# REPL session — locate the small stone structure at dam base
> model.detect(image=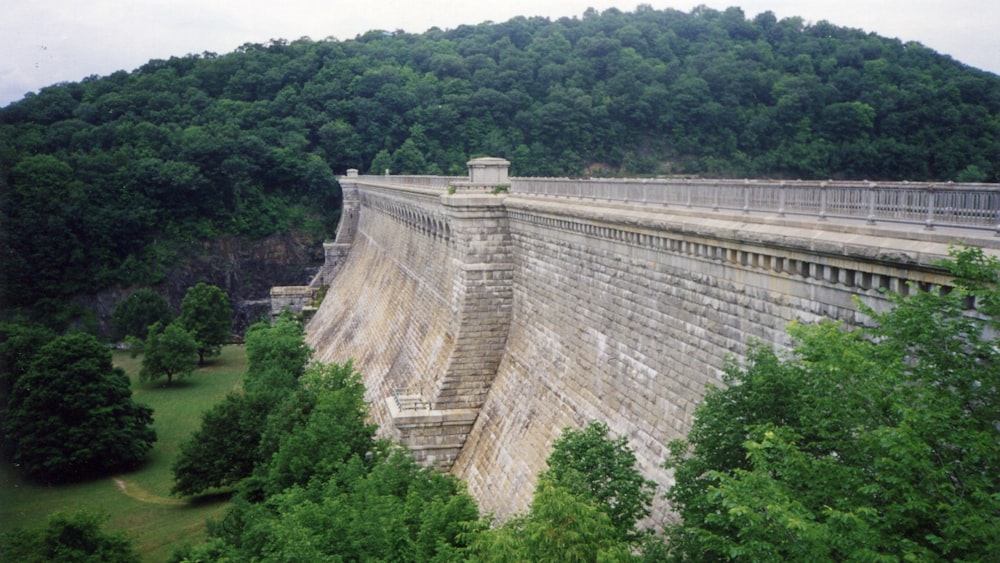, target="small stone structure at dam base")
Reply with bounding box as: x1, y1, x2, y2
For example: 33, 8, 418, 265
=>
274, 158, 1000, 525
